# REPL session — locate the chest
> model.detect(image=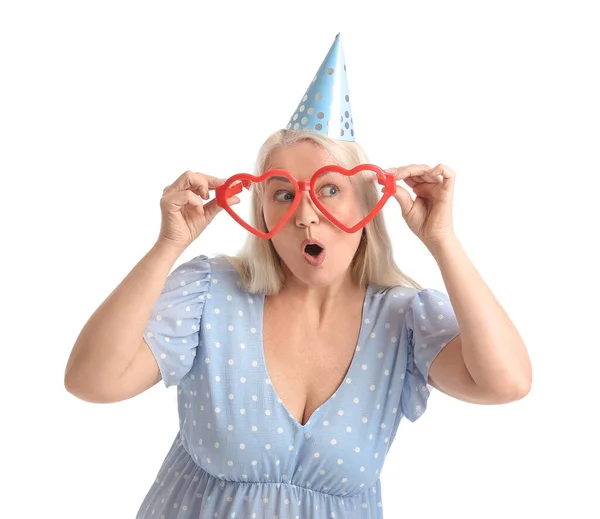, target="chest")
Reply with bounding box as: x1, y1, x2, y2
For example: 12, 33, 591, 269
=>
262, 297, 364, 427
179, 276, 402, 487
